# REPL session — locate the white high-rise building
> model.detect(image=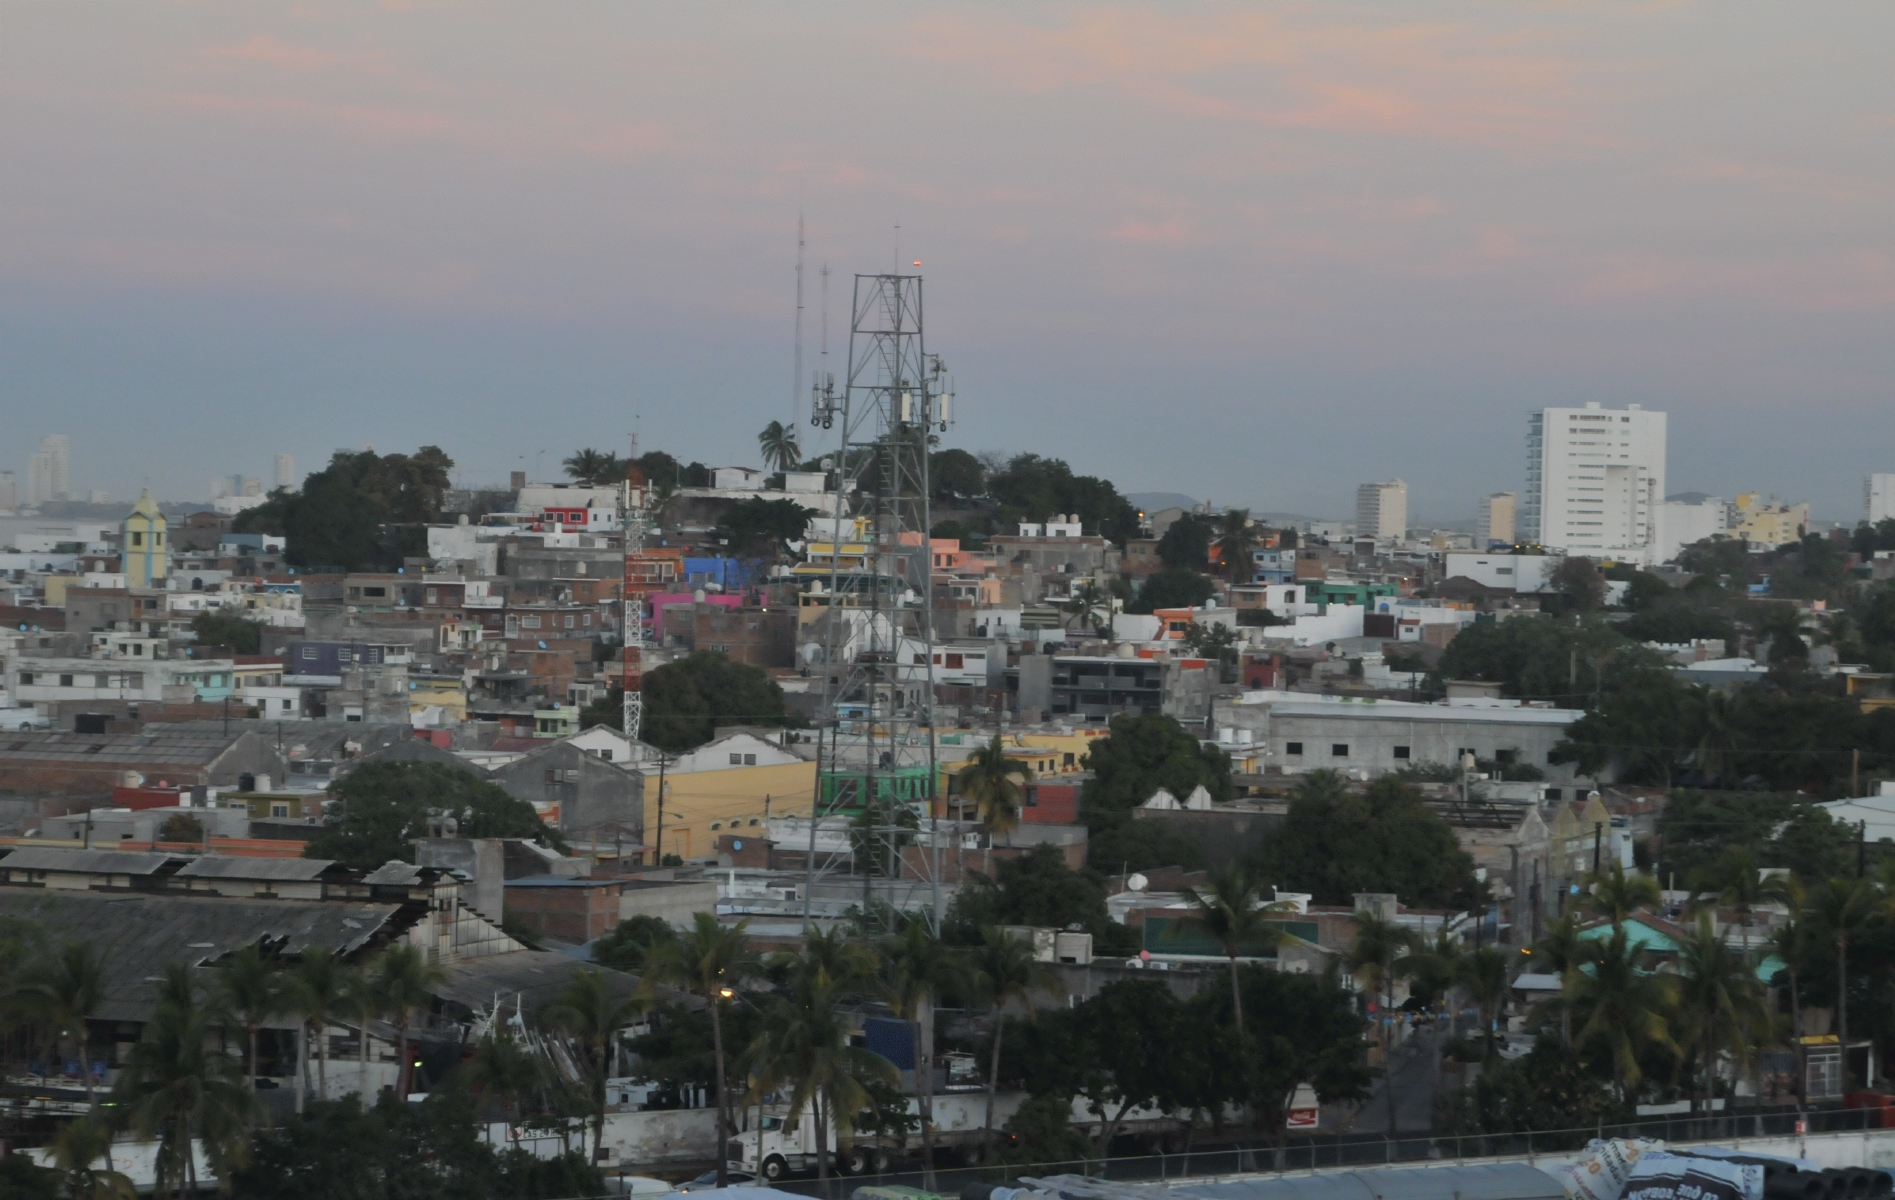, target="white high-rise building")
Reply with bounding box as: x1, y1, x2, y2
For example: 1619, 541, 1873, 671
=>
1477, 492, 1516, 547
1867, 474, 1895, 527
1355, 479, 1408, 541
0, 471, 15, 512
25, 435, 69, 505
1523, 403, 1666, 556
275, 453, 295, 490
